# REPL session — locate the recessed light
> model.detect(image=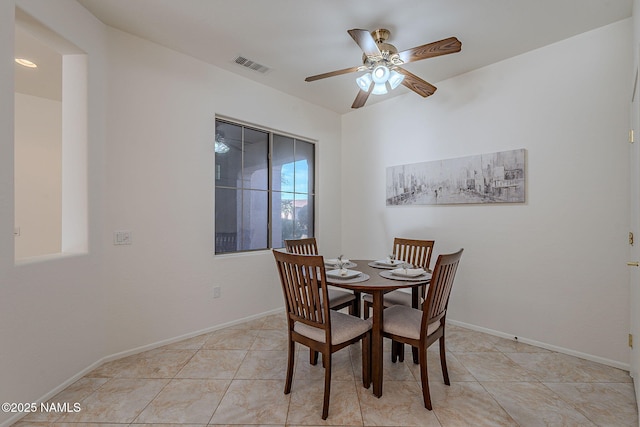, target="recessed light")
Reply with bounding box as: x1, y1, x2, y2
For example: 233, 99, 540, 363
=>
15, 58, 37, 68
